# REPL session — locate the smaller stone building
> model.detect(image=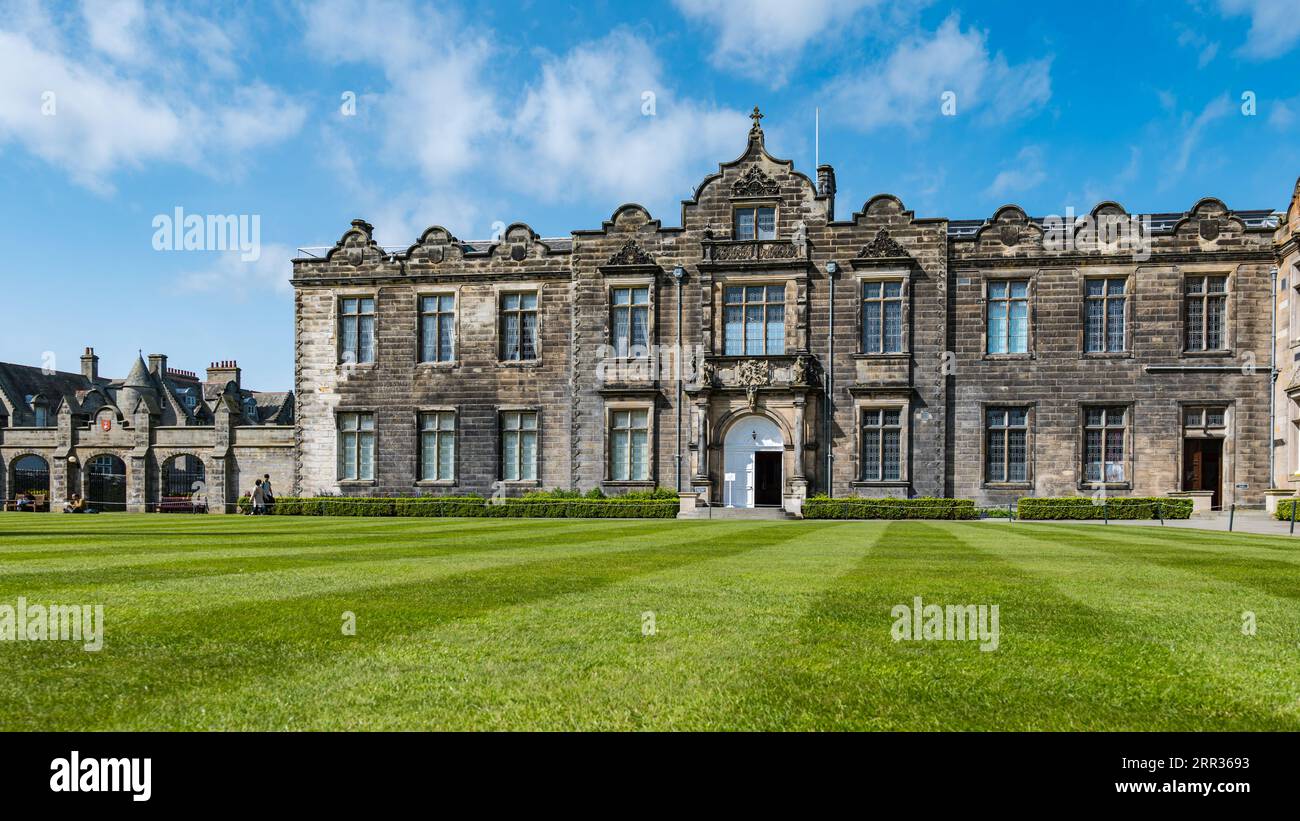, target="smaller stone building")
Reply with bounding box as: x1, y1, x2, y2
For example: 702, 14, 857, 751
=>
0, 348, 293, 512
